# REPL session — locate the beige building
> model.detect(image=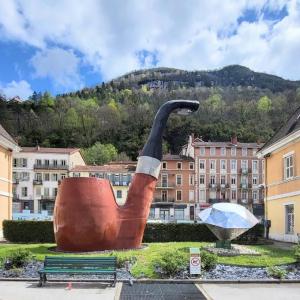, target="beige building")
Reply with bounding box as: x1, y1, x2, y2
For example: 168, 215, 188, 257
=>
0, 124, 19, 235
70, 162, 136, 205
